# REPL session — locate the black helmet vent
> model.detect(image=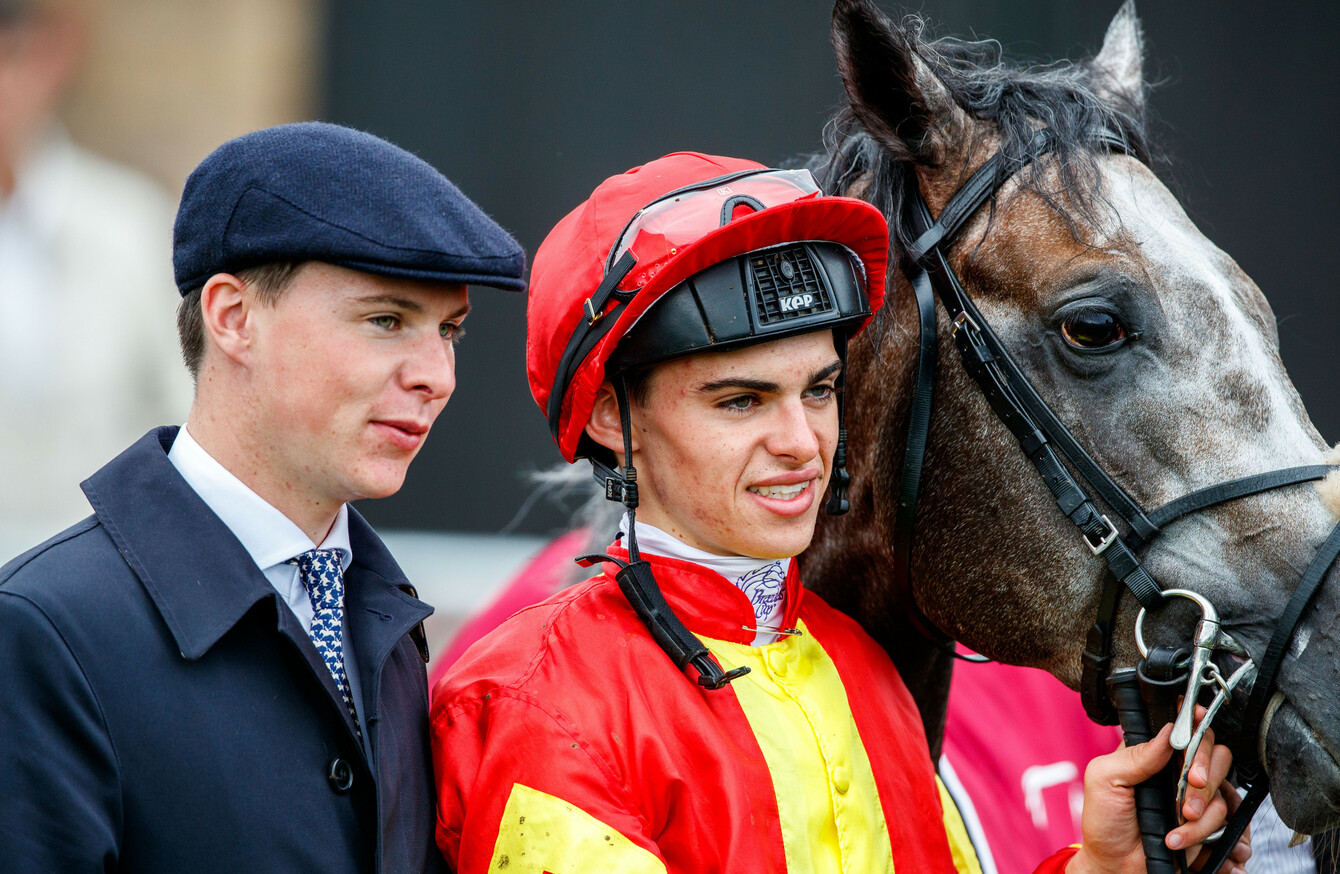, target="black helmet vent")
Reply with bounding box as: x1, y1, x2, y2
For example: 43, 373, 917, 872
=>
749, 245, 834, 326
